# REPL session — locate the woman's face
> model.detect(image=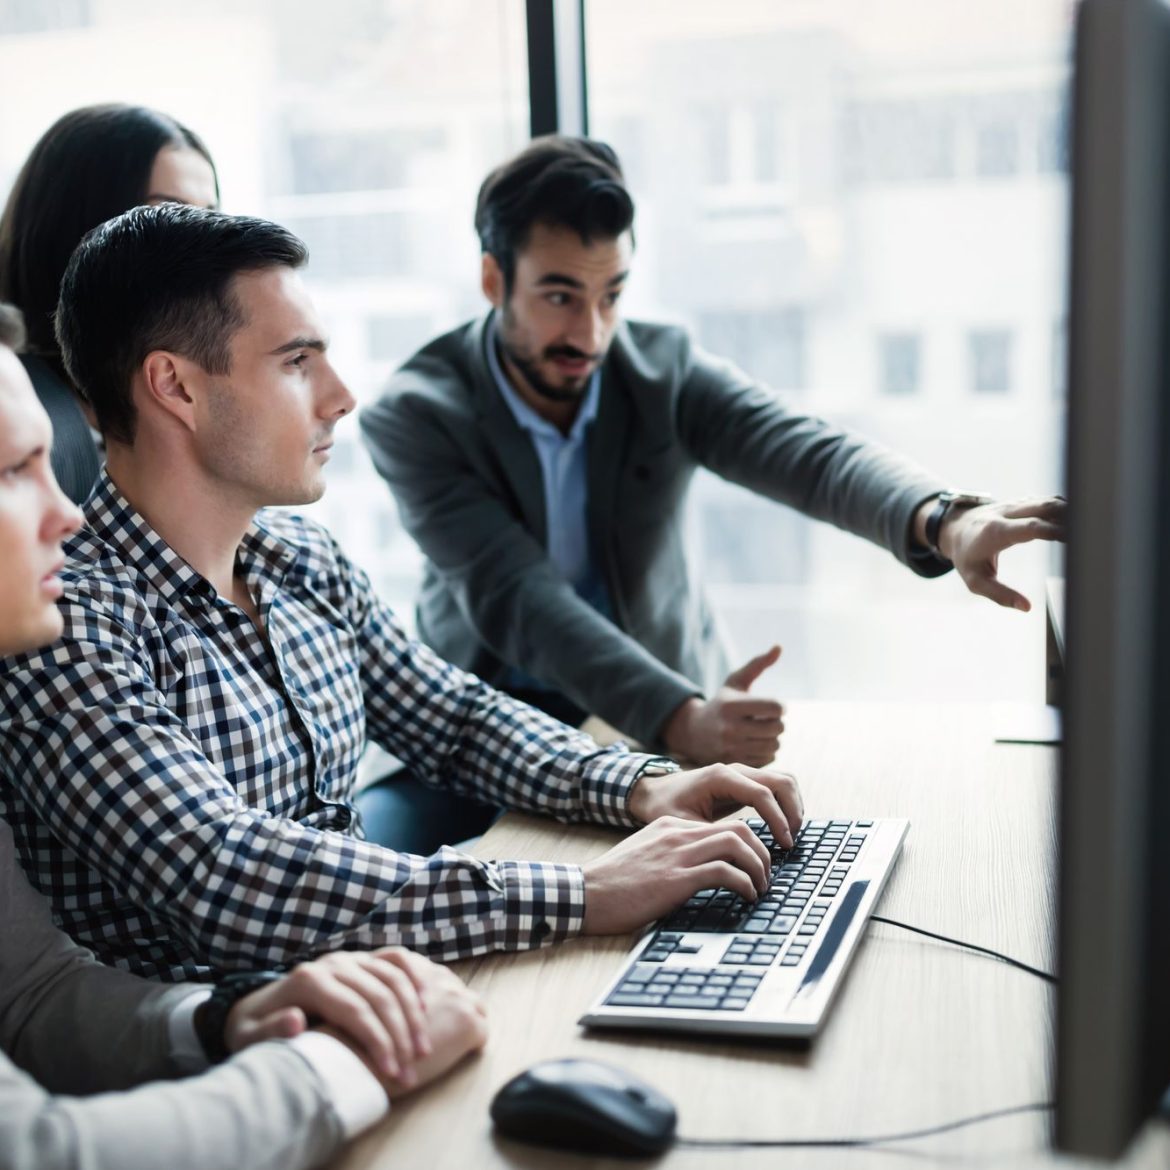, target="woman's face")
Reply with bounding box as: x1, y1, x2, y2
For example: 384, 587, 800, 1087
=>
144, 145, 218, 210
